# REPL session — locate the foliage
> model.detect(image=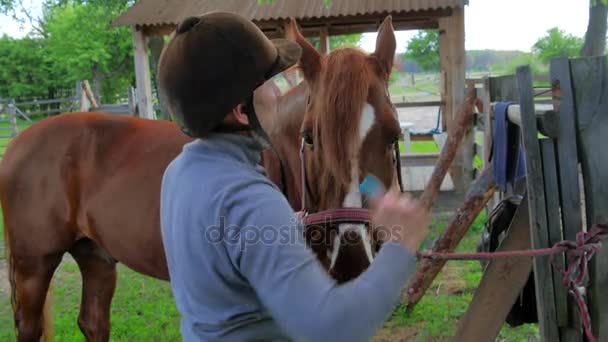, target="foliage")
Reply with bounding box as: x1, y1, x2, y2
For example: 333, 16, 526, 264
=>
307, 33, 363, 51
490, 52, 545, 76
0, 0, 12, 13
532, 27, 583, 64
0, 0, 135, 103
466, 50, 527, 72
0, 35, 53, 99
43, 0, 134, 103
404, 30, 440, 72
